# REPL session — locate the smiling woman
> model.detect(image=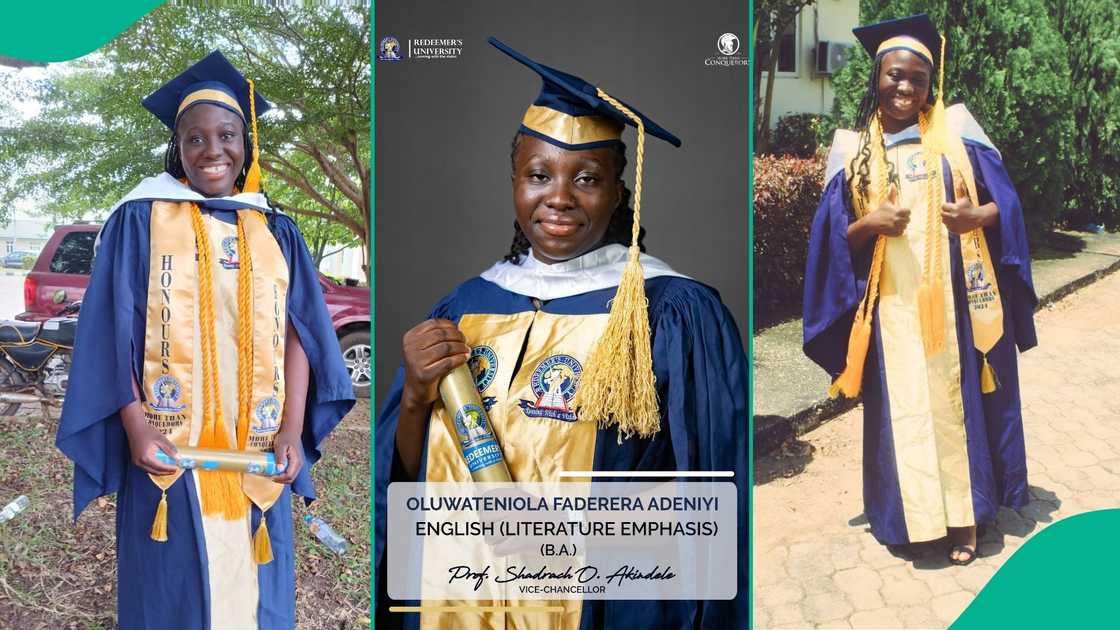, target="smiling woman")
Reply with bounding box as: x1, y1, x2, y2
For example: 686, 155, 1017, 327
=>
803, 14, 1037, 568
54, 50, 355, 629
374, 36, 747, 630
173, 103, 247, 197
